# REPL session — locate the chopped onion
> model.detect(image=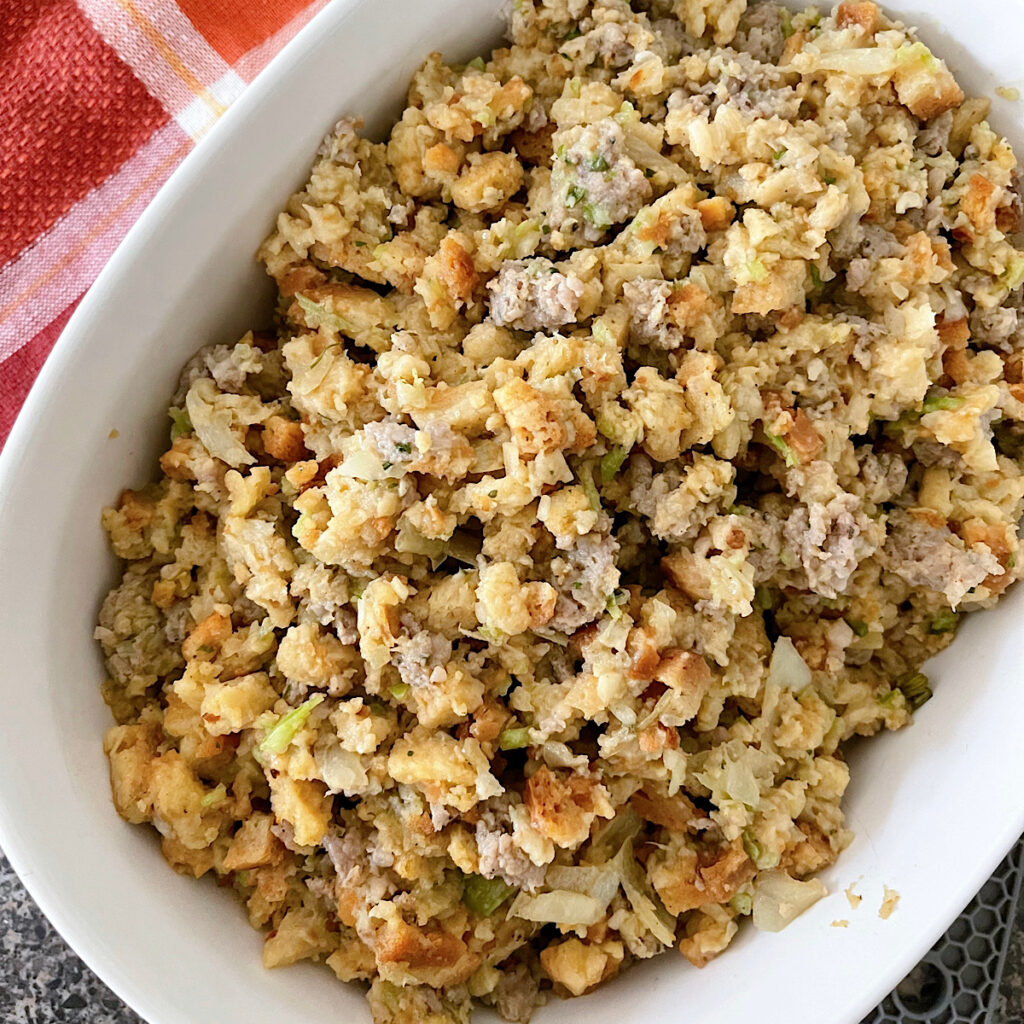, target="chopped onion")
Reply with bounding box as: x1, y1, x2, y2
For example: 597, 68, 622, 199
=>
537, 741, 587, 769
720, 756, 761, 808
336, 448, 389, 481
614, 843, 678, 947
447, 530, 482, 566
623, 133, 687, 182
752, 869, 827, 932
186, 377, 261, 468
546, 865, 620, 908
694, 741, 780, 810
315, 740, 368, 794
395, 522, 445, 564
766, 636, 811, 691
509, 890, 604, 926
813, 48, 898, 76
584, 808, 642, 865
